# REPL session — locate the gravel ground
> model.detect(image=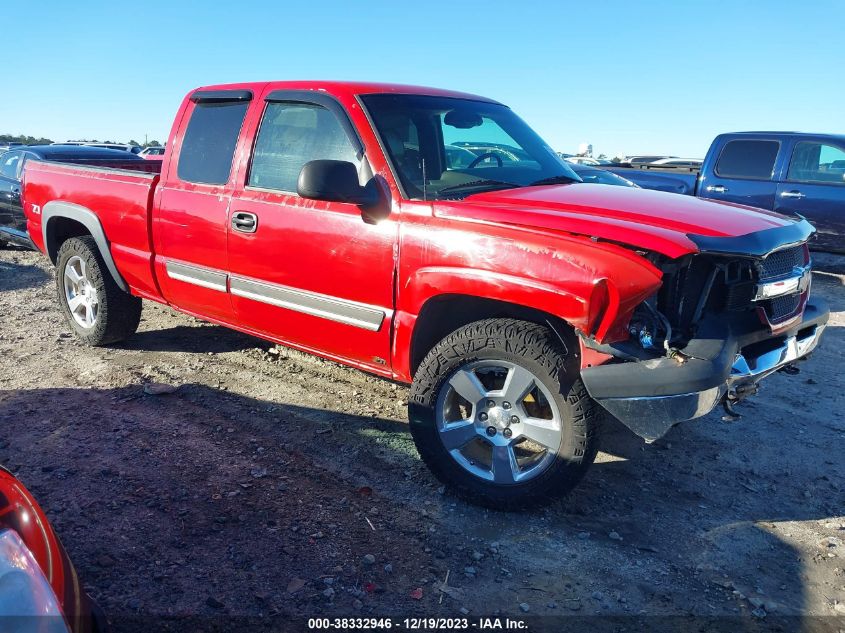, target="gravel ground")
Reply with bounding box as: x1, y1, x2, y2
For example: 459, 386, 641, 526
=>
0, 246, 843, 628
